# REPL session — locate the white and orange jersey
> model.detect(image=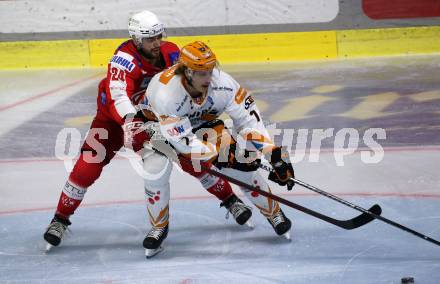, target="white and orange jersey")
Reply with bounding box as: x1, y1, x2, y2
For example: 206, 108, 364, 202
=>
146, 66, 275, 161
